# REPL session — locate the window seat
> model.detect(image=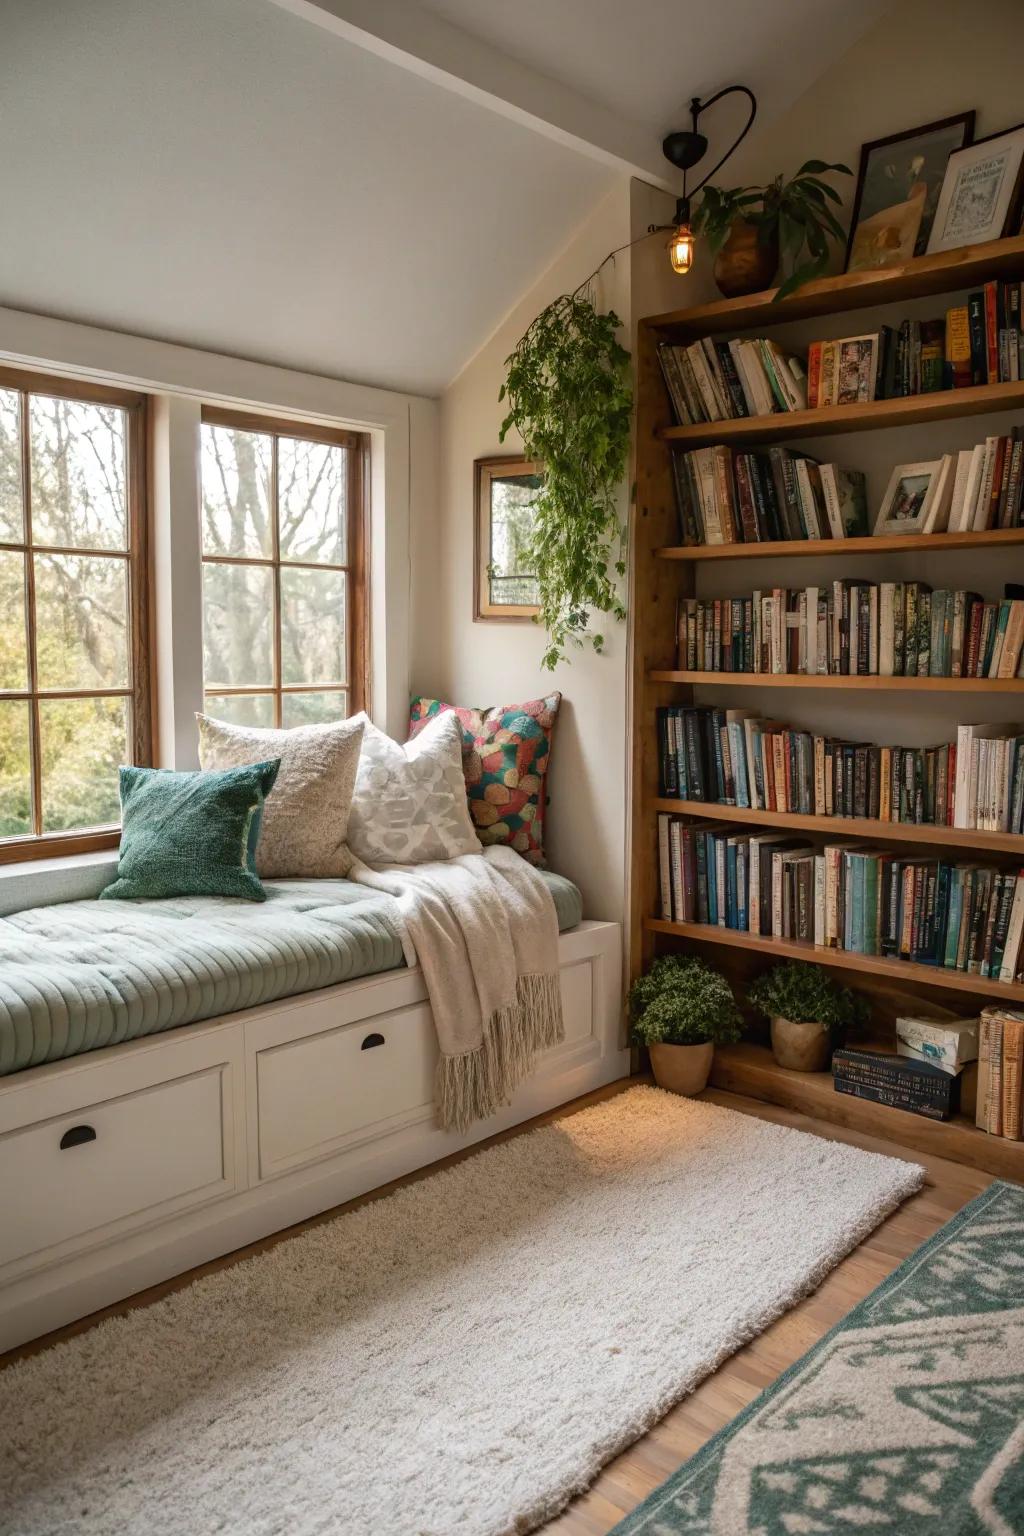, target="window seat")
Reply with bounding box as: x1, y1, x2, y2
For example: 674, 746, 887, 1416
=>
0, 873, 583, 1078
